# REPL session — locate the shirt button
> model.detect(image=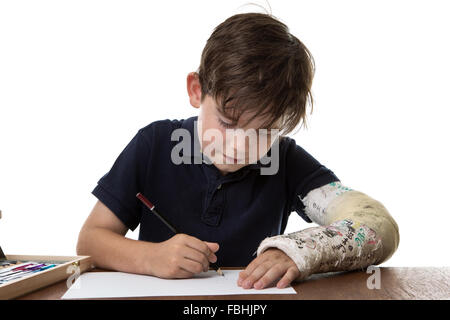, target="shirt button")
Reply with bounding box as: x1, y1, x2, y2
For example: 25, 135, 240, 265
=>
217, 184, 222, 190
